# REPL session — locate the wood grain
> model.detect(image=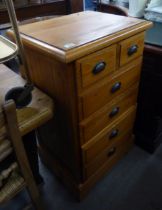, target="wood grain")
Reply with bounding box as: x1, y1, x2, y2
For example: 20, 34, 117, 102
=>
25, 51, 82, 181
82, 105, 136, 165
76, 45, 117, 89
119, 32, 145, 66
78, 57, 142, 119
0, 64, 54, 136
83, 132, 134, 179
79, 84, 138, 144
10, 12, 152, 199
7, 11, 152, 63
18, 11, 145, 51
